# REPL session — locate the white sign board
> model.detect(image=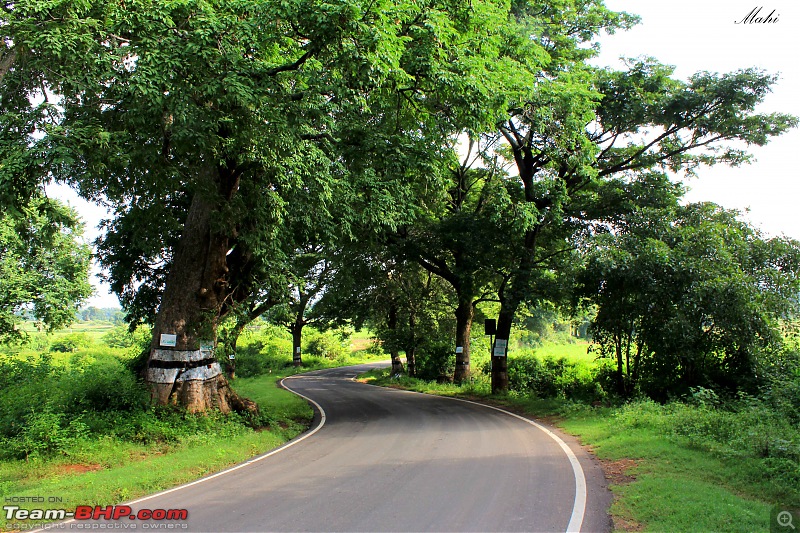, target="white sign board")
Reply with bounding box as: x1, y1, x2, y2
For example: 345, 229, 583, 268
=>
296, 347, 301, 354
228, 354, 235, 360
493, 339, 508, 357
455, 346, 463, 354
159, 334, 177, 348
